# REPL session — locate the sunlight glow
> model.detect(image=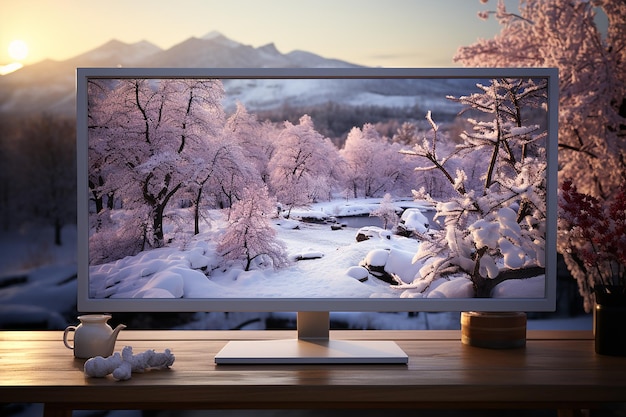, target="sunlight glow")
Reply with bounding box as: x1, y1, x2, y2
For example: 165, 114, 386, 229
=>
0, 62, 23, 75
8, 40, 29, 62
